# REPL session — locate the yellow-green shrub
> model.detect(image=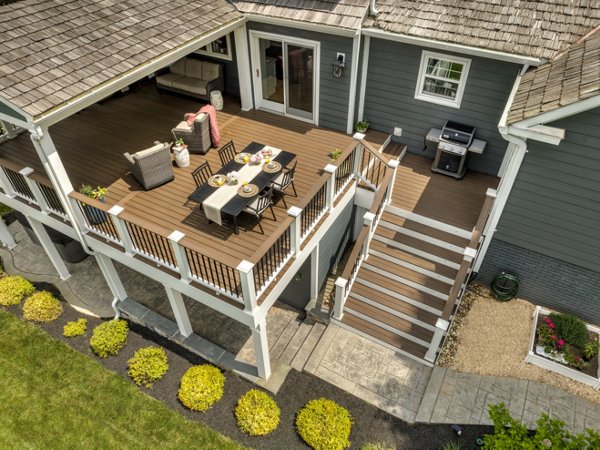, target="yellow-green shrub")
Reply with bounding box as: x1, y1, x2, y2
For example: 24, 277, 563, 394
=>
178, 365, 224, 412
296, 398, 352, 450
127, 346, 169, 388
63, 318, 88, 337
22, 291, 62, 322
90, 319, 128, 358
0, 275, 35, 306
235, 389, 280, 436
